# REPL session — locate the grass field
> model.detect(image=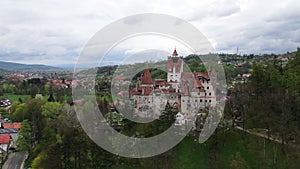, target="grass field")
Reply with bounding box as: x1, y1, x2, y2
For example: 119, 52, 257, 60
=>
1, 93, 31, 102
1, 93, 49, 102
112, 129, 298, 169
170, 129, 295, 169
